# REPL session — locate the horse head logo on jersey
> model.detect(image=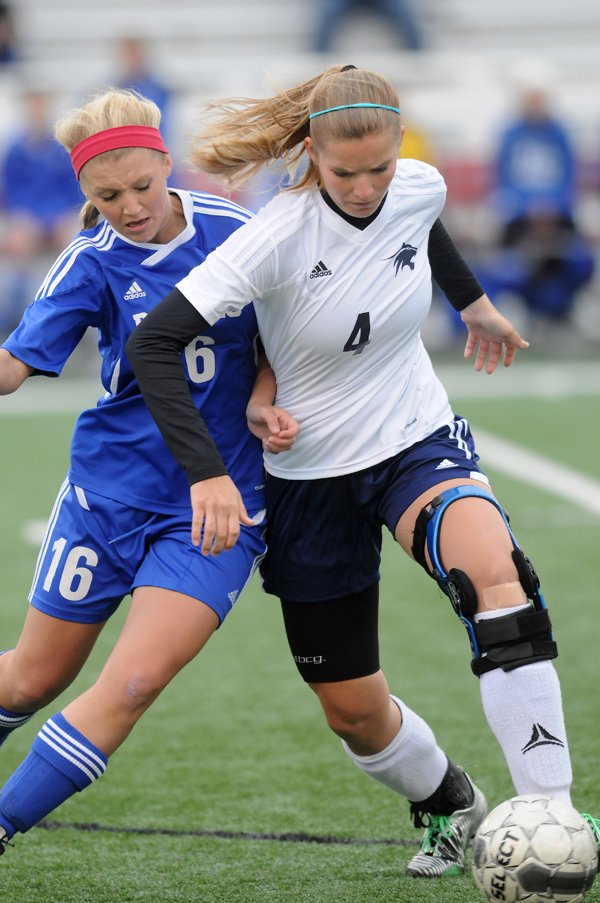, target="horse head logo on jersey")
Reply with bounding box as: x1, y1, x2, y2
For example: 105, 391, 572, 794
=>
386, 243, 418, 276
